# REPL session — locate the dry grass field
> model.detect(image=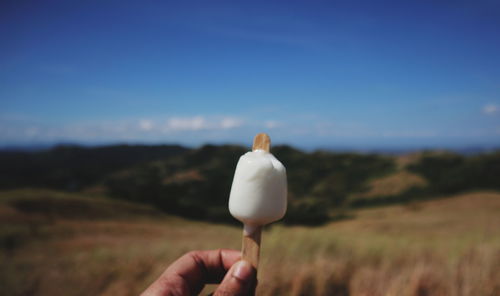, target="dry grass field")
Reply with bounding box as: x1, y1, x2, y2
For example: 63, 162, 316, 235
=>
1, 189, 499, 296
350, 170, 427, 200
